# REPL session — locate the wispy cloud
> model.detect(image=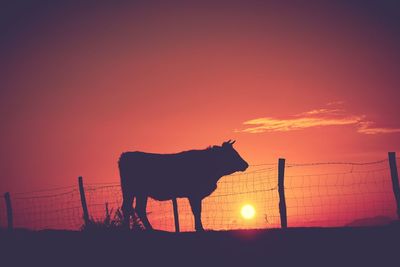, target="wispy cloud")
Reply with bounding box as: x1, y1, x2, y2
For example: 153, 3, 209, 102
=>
241, 115, 362, 133
296, 108, 345, 116
326, 100, 345, 106
238, 104, 400, 135
358, 122, 400, 135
